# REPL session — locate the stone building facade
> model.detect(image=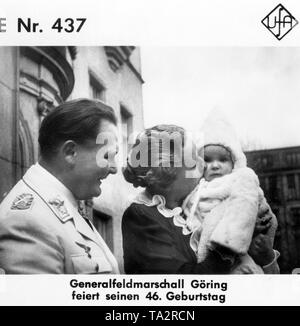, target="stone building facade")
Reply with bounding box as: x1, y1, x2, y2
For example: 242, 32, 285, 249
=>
0, 46, 144, 271
246, 146, 300, 273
